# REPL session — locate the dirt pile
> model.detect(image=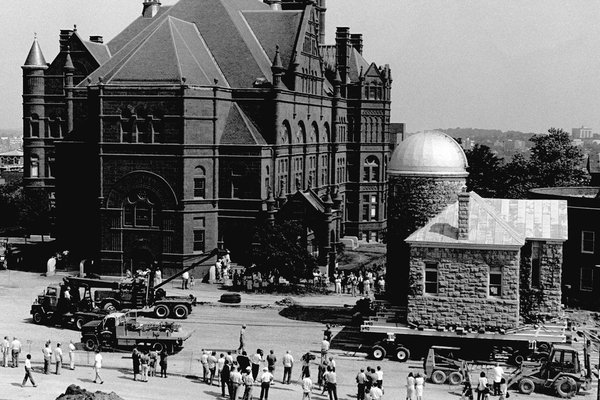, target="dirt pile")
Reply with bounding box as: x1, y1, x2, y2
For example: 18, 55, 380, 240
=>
56, 384, 124, 400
